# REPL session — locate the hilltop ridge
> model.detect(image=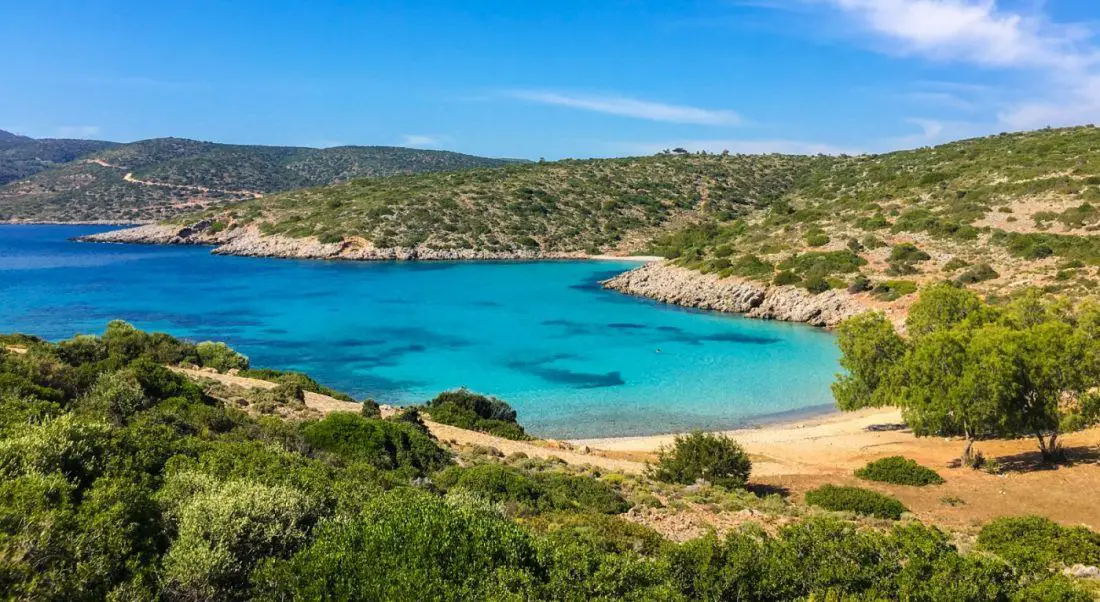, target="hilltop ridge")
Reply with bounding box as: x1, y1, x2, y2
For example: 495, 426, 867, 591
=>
0, 133, 522, 222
